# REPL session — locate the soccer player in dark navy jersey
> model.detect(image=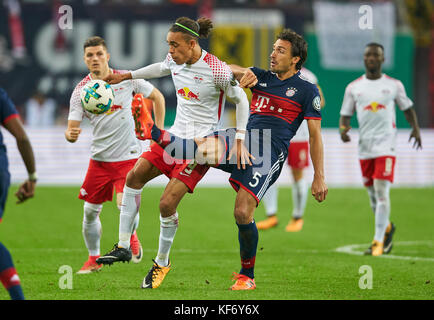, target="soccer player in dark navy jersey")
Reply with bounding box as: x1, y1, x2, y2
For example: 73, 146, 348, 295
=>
0, 88, 37, 300
136, 28, 327, 290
